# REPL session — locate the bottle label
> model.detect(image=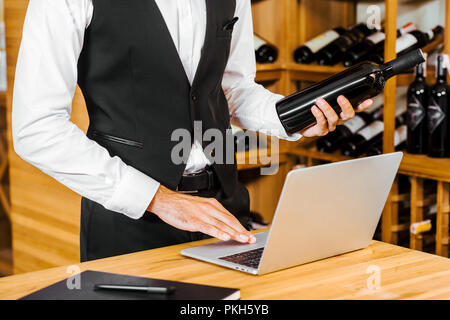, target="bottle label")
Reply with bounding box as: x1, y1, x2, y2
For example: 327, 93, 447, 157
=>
396, 103, 407, 117
368, 95, 384, 112
304, 30, 340, 53
254, 35, 267, 50
343, 116, 366, 134
366, 32, 386, 45
394, 125, 407, 146
396, 33, 418, 53
358, 121, 384, 141
428, 98, 446, 133
399, 22, 416, 35
406, 96, 426, 130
